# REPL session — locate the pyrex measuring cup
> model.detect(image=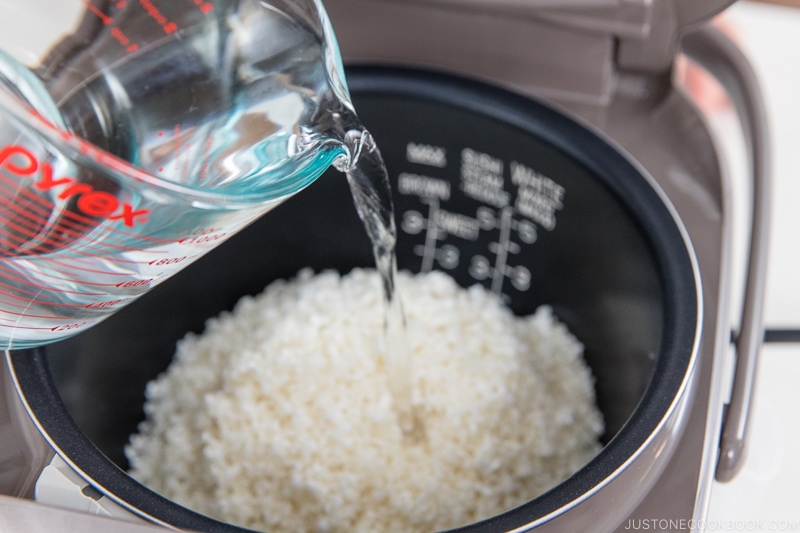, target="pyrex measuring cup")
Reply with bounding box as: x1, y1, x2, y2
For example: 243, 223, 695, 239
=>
0, 0, 370, 349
